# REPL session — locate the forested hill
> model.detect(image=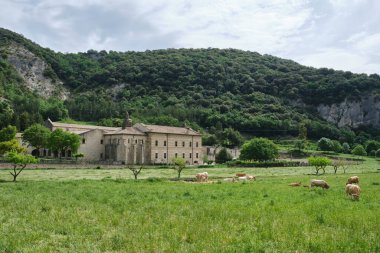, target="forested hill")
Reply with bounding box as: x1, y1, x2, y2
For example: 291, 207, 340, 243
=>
1, 28, 380, 142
